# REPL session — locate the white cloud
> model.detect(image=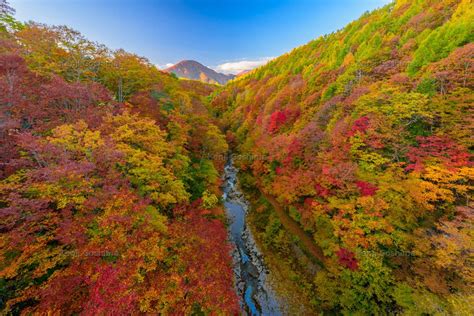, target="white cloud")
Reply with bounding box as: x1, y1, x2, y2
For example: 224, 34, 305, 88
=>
157, 63, 175, 69
215, 57, 274, 75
